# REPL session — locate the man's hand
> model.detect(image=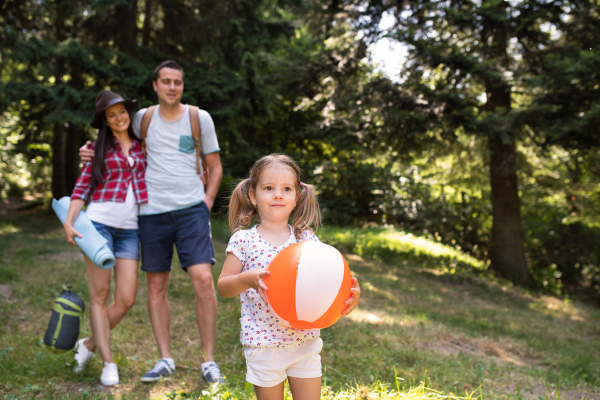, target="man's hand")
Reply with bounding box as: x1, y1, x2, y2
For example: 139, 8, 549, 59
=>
80, 141, 94, 162
202, 152, 222, 213
204, 197, 214, 211
342, 277, 361, 316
